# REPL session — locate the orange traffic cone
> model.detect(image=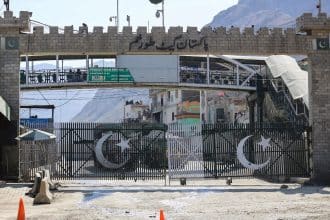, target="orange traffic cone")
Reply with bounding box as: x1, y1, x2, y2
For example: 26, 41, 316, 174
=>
160, 209, 165, 220
17, 197, 25, 220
